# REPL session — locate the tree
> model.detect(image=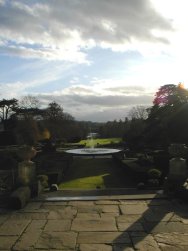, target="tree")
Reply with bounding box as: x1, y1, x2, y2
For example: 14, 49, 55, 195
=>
13, 96, 42, 145
128, 106, 149, 120
43, 102, 76, 141
44, 102, 64, 121
0, 98, 18, 129
145, 83, 188, 146
123, 118, 146, 149
153, 83, 188, 106
19, 95, 40, 109
16, 95, 42, 119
